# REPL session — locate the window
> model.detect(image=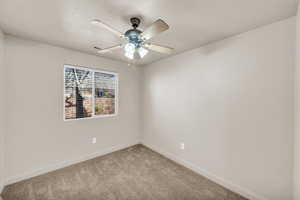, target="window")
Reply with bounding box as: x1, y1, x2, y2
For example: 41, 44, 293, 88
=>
64, 65, 118, 120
